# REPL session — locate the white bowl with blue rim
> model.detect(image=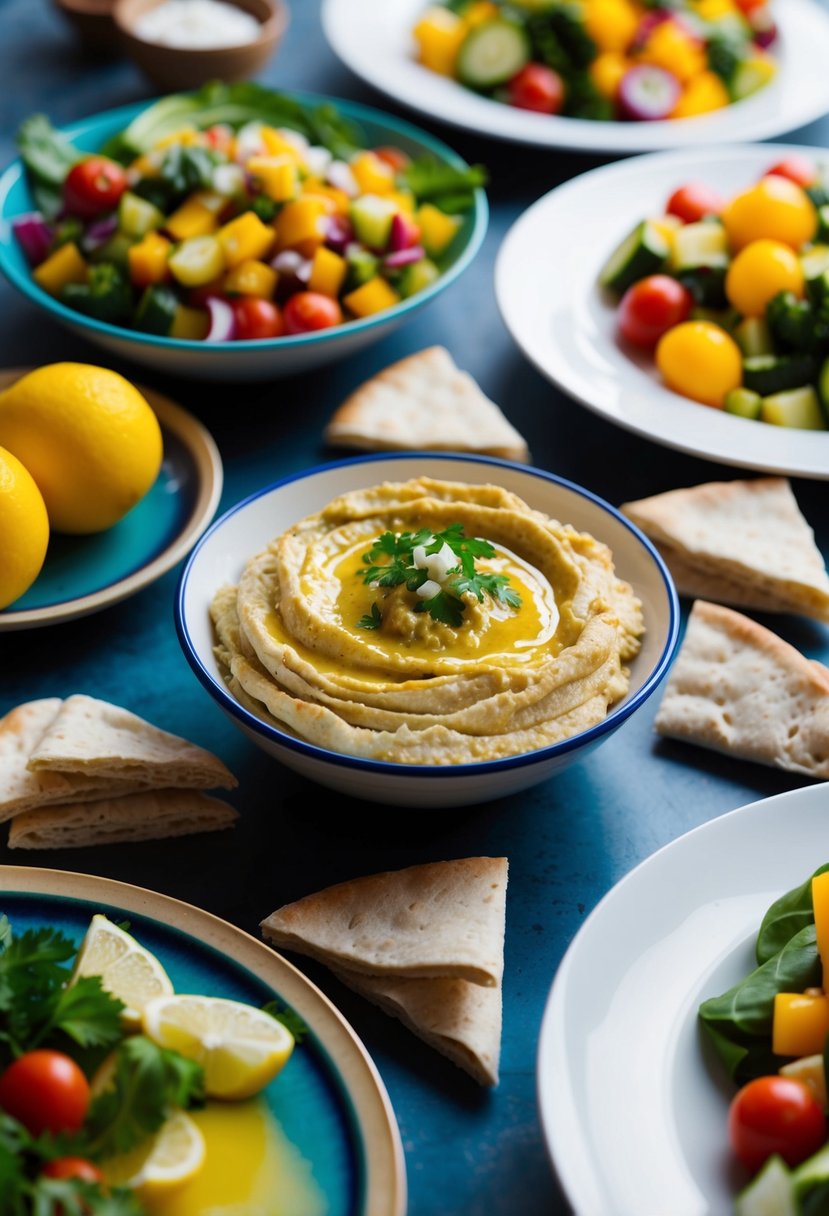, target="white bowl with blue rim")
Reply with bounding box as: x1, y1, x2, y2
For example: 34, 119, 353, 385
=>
175, 453, 680, 807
